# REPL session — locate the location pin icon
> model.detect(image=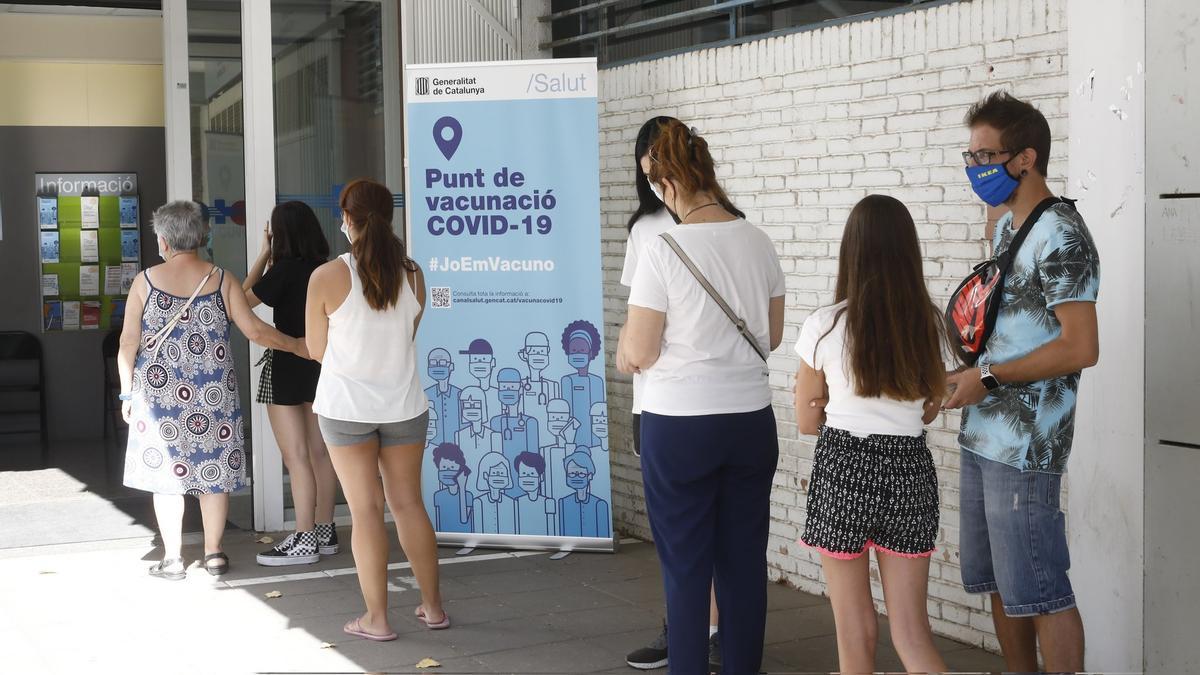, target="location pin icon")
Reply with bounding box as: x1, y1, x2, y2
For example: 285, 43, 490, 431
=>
433, 116, 462, 160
